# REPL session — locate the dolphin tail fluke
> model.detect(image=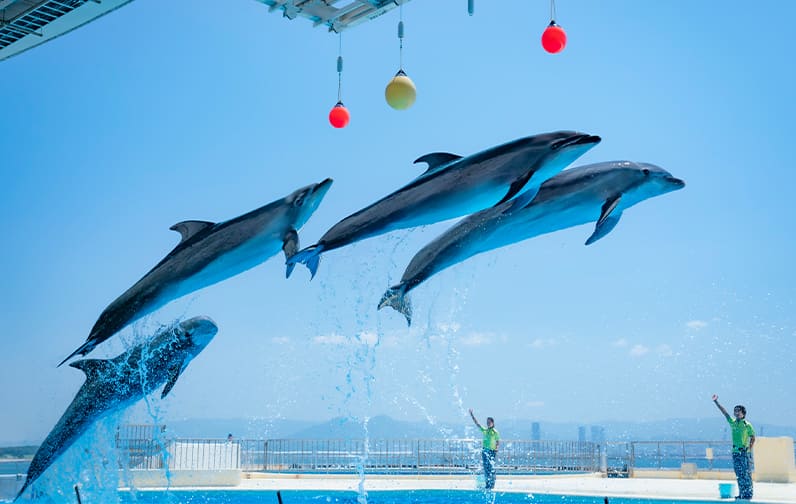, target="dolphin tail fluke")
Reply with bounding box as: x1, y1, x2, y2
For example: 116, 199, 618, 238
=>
58, 340, 95, 367
286, 245, 324, 279
378, 284, 412, 326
